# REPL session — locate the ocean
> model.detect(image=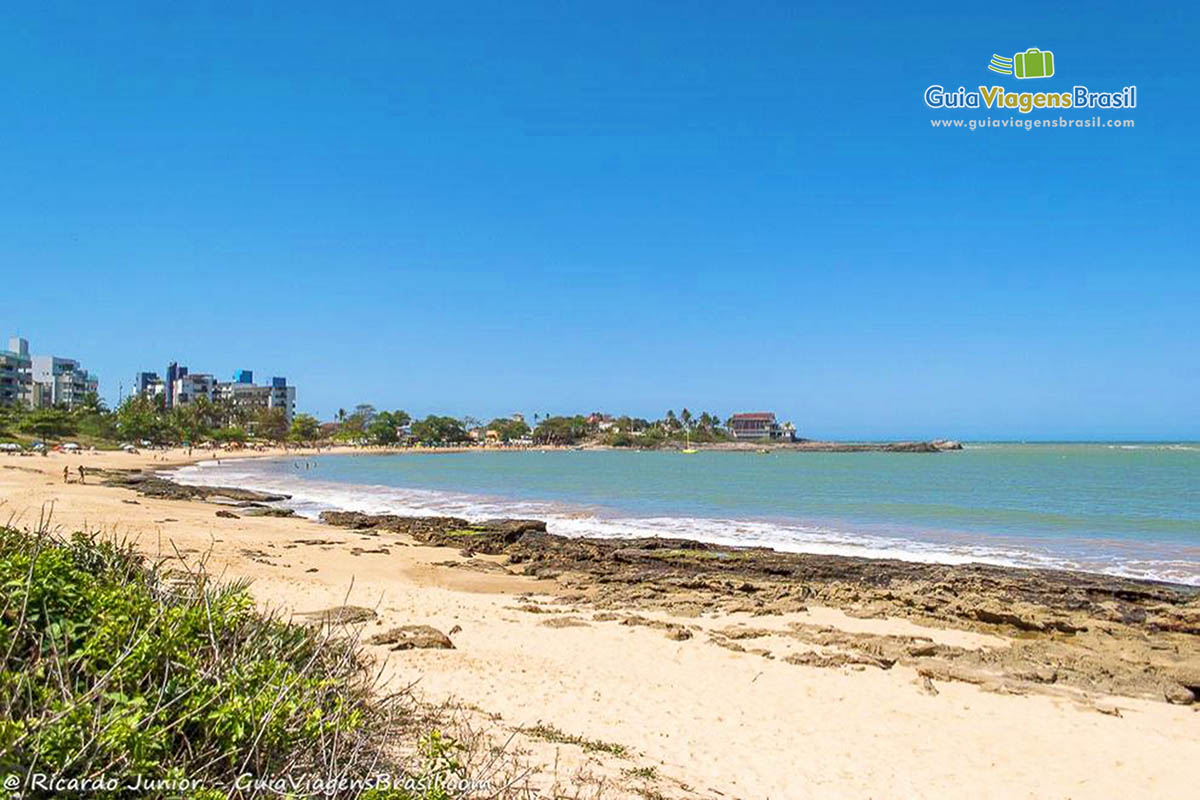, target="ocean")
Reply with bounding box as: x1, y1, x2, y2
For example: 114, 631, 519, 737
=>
169, 444, 1200, 585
